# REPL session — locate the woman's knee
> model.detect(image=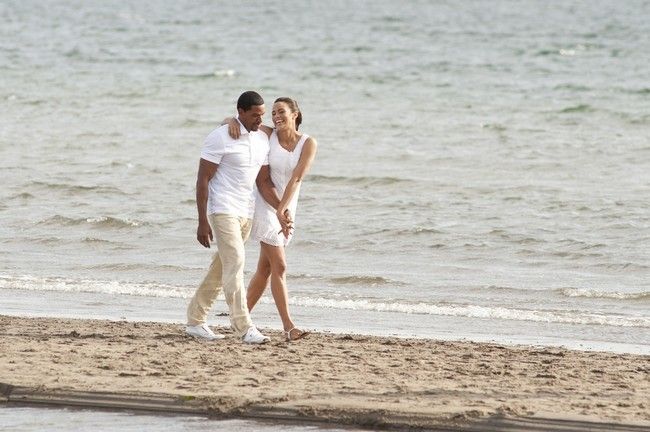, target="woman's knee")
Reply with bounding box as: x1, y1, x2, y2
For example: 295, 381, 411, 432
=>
271, 259, 287, 276
261, 244, 287, 276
